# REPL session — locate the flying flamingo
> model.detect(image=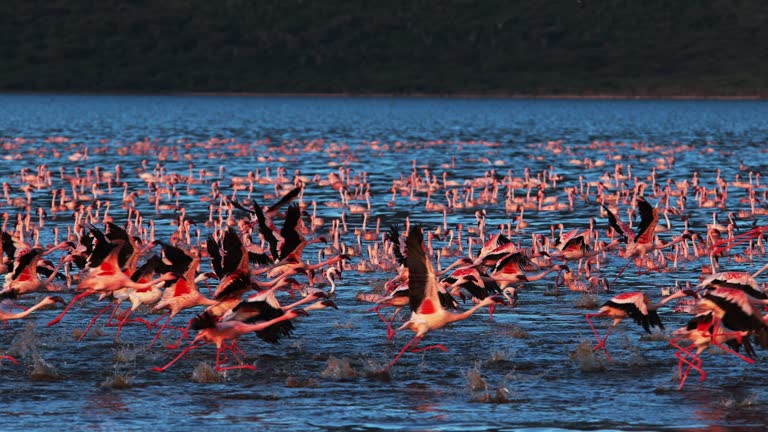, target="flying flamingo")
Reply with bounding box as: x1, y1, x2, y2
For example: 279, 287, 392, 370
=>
696, 287, 768, 347
384, 225, 505, 370
586, 289, 697, 361
670, 311, 757, 390
488, 251, 567, 291
47, 241, 177, 329
1, 247, 73, 299
151, 308, 307, 372
148, 243, 217, 349
697, 261, 768, 300
603, 197, 692, 283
